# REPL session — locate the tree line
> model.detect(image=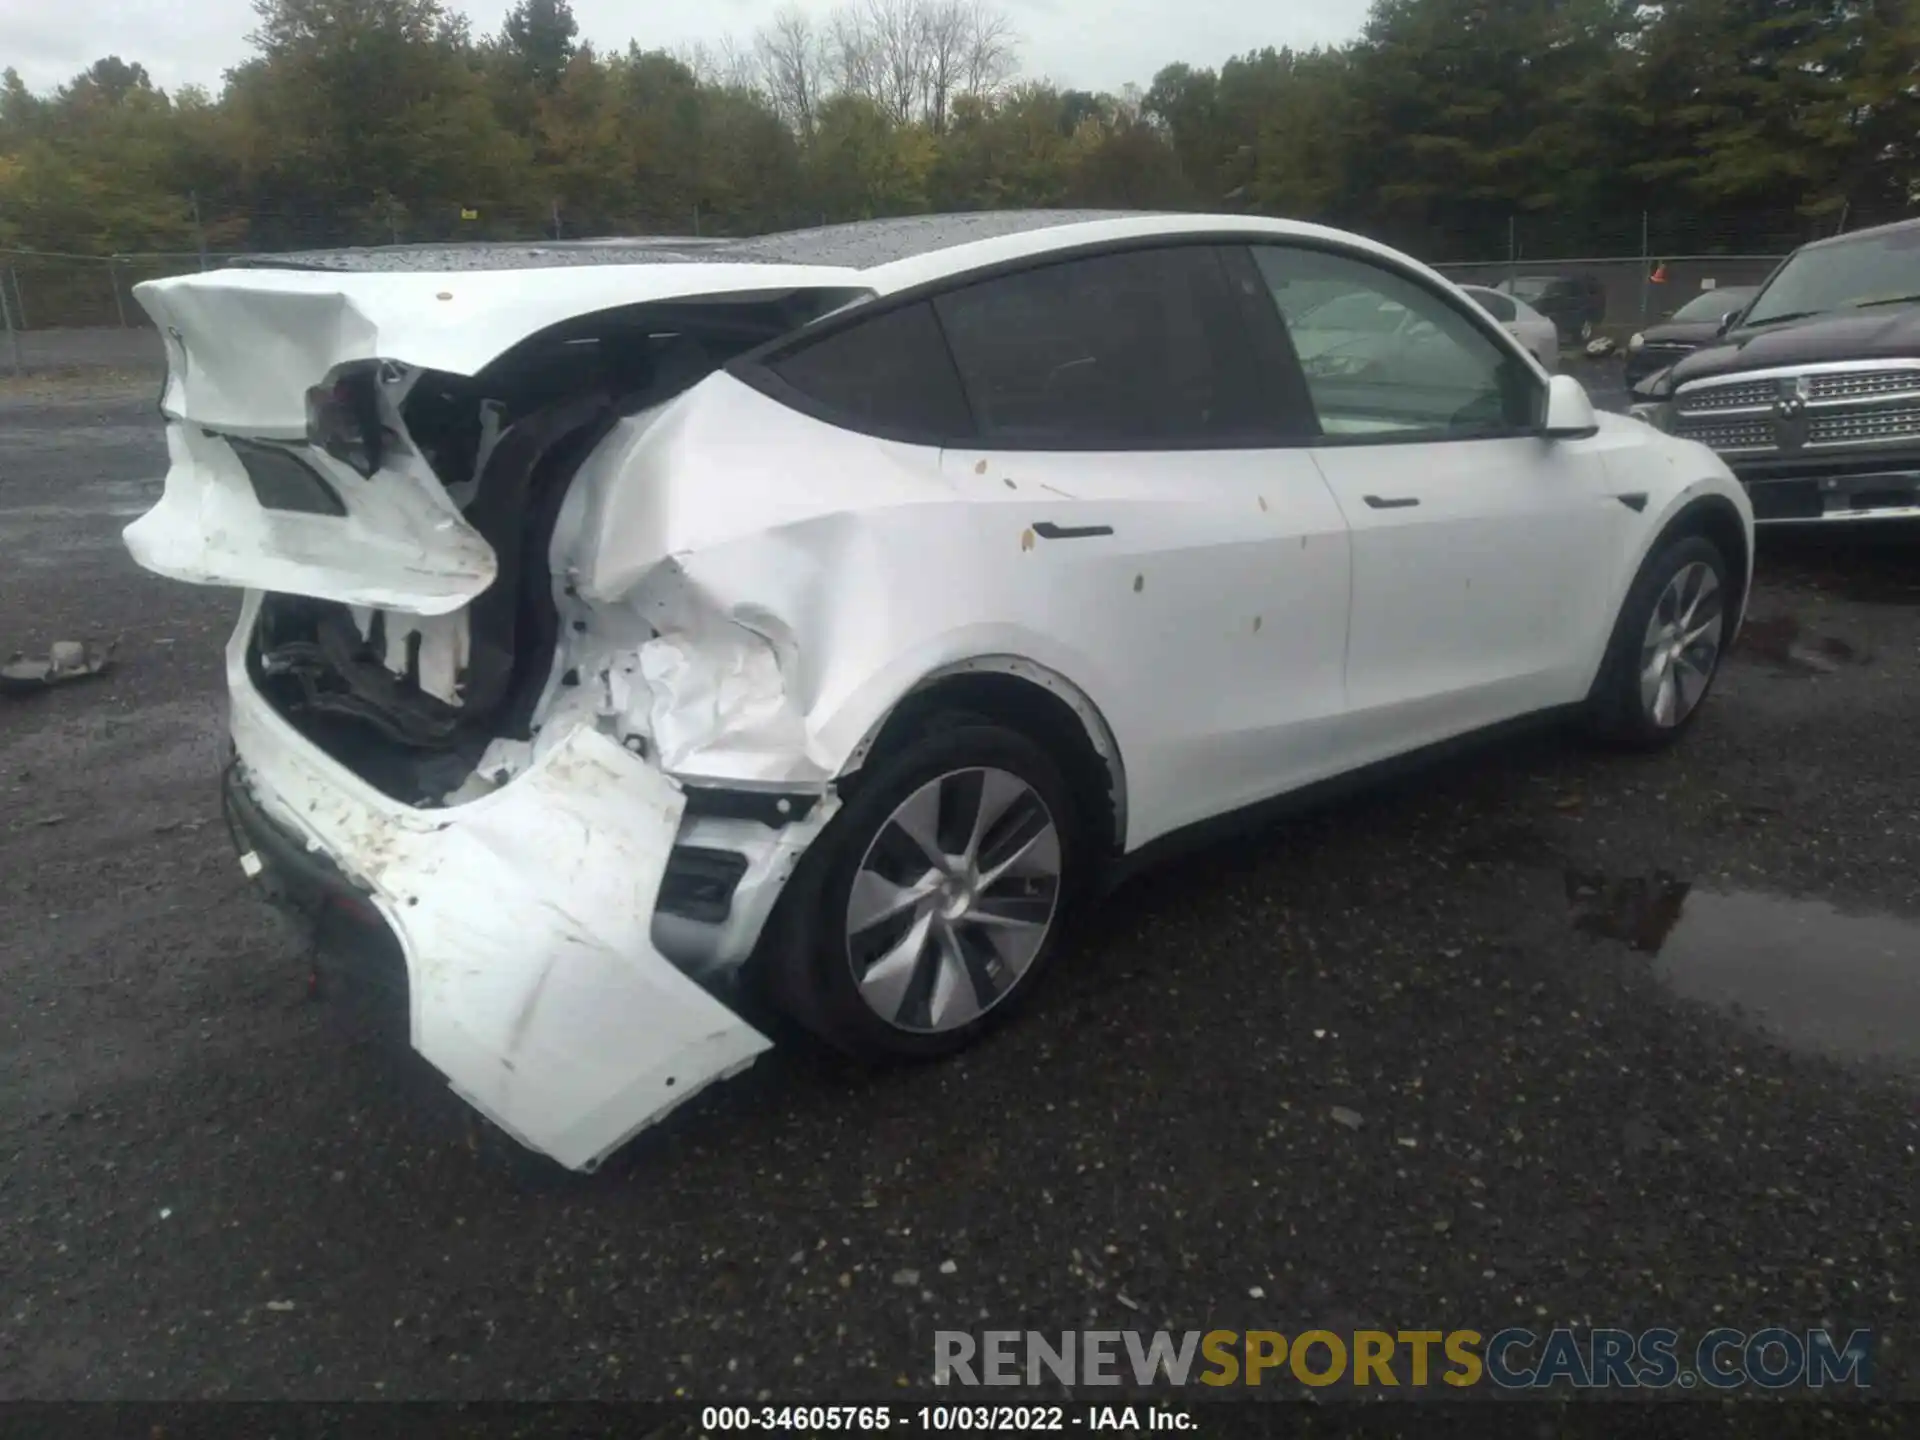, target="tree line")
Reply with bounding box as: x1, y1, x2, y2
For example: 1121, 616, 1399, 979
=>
1, 0, 1916, 267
